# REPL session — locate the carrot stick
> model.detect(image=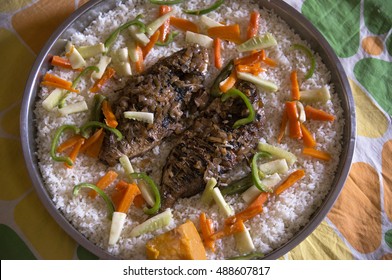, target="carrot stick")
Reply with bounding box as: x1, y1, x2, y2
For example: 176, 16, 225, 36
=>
135, 44, 144, 74
219, 69, 237, 93
90, 67, 116, 93
133, 194, 146, 209
85, 131, 105, 158
170, 17, 199, 33
286, 101, 302, 139
305, 105, 335, 122
56, 135, 85, 153
236, 64, 264, 75
212, 219, 245, 240
247, 11, 260, 39
89, 170, 118, 199
79, 128, 104, 153
214, 37, 222, 69
43, 73, 72, 88
303, 147, 331, 161
51, 56, 73, 69
225, 202, 263, 227
248, 192, 269, 209
263, 57, 277, 67
274, 169, 305, 196
65, 137, 85, 168
207, 24, 242, 44
159, 5, 172, 42
234, 50, 265, 65
142, 30, 160, 59
300, 123, 316, 148
200, 212, 215, 252
277, 107, 288, 144
111, 181, 141, 213
102, 100, 118, 128
41, 81, 80, 93
290, 70, 300, 101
